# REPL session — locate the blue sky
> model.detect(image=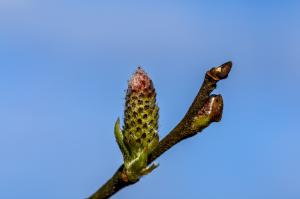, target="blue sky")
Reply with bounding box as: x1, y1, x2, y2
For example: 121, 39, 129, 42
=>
0, 1, 299, 198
